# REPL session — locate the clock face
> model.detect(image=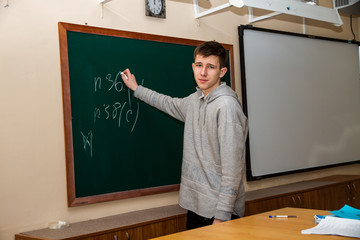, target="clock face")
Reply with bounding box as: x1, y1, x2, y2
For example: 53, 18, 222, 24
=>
145, 0, 165, 18
148, 0, 162, 15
